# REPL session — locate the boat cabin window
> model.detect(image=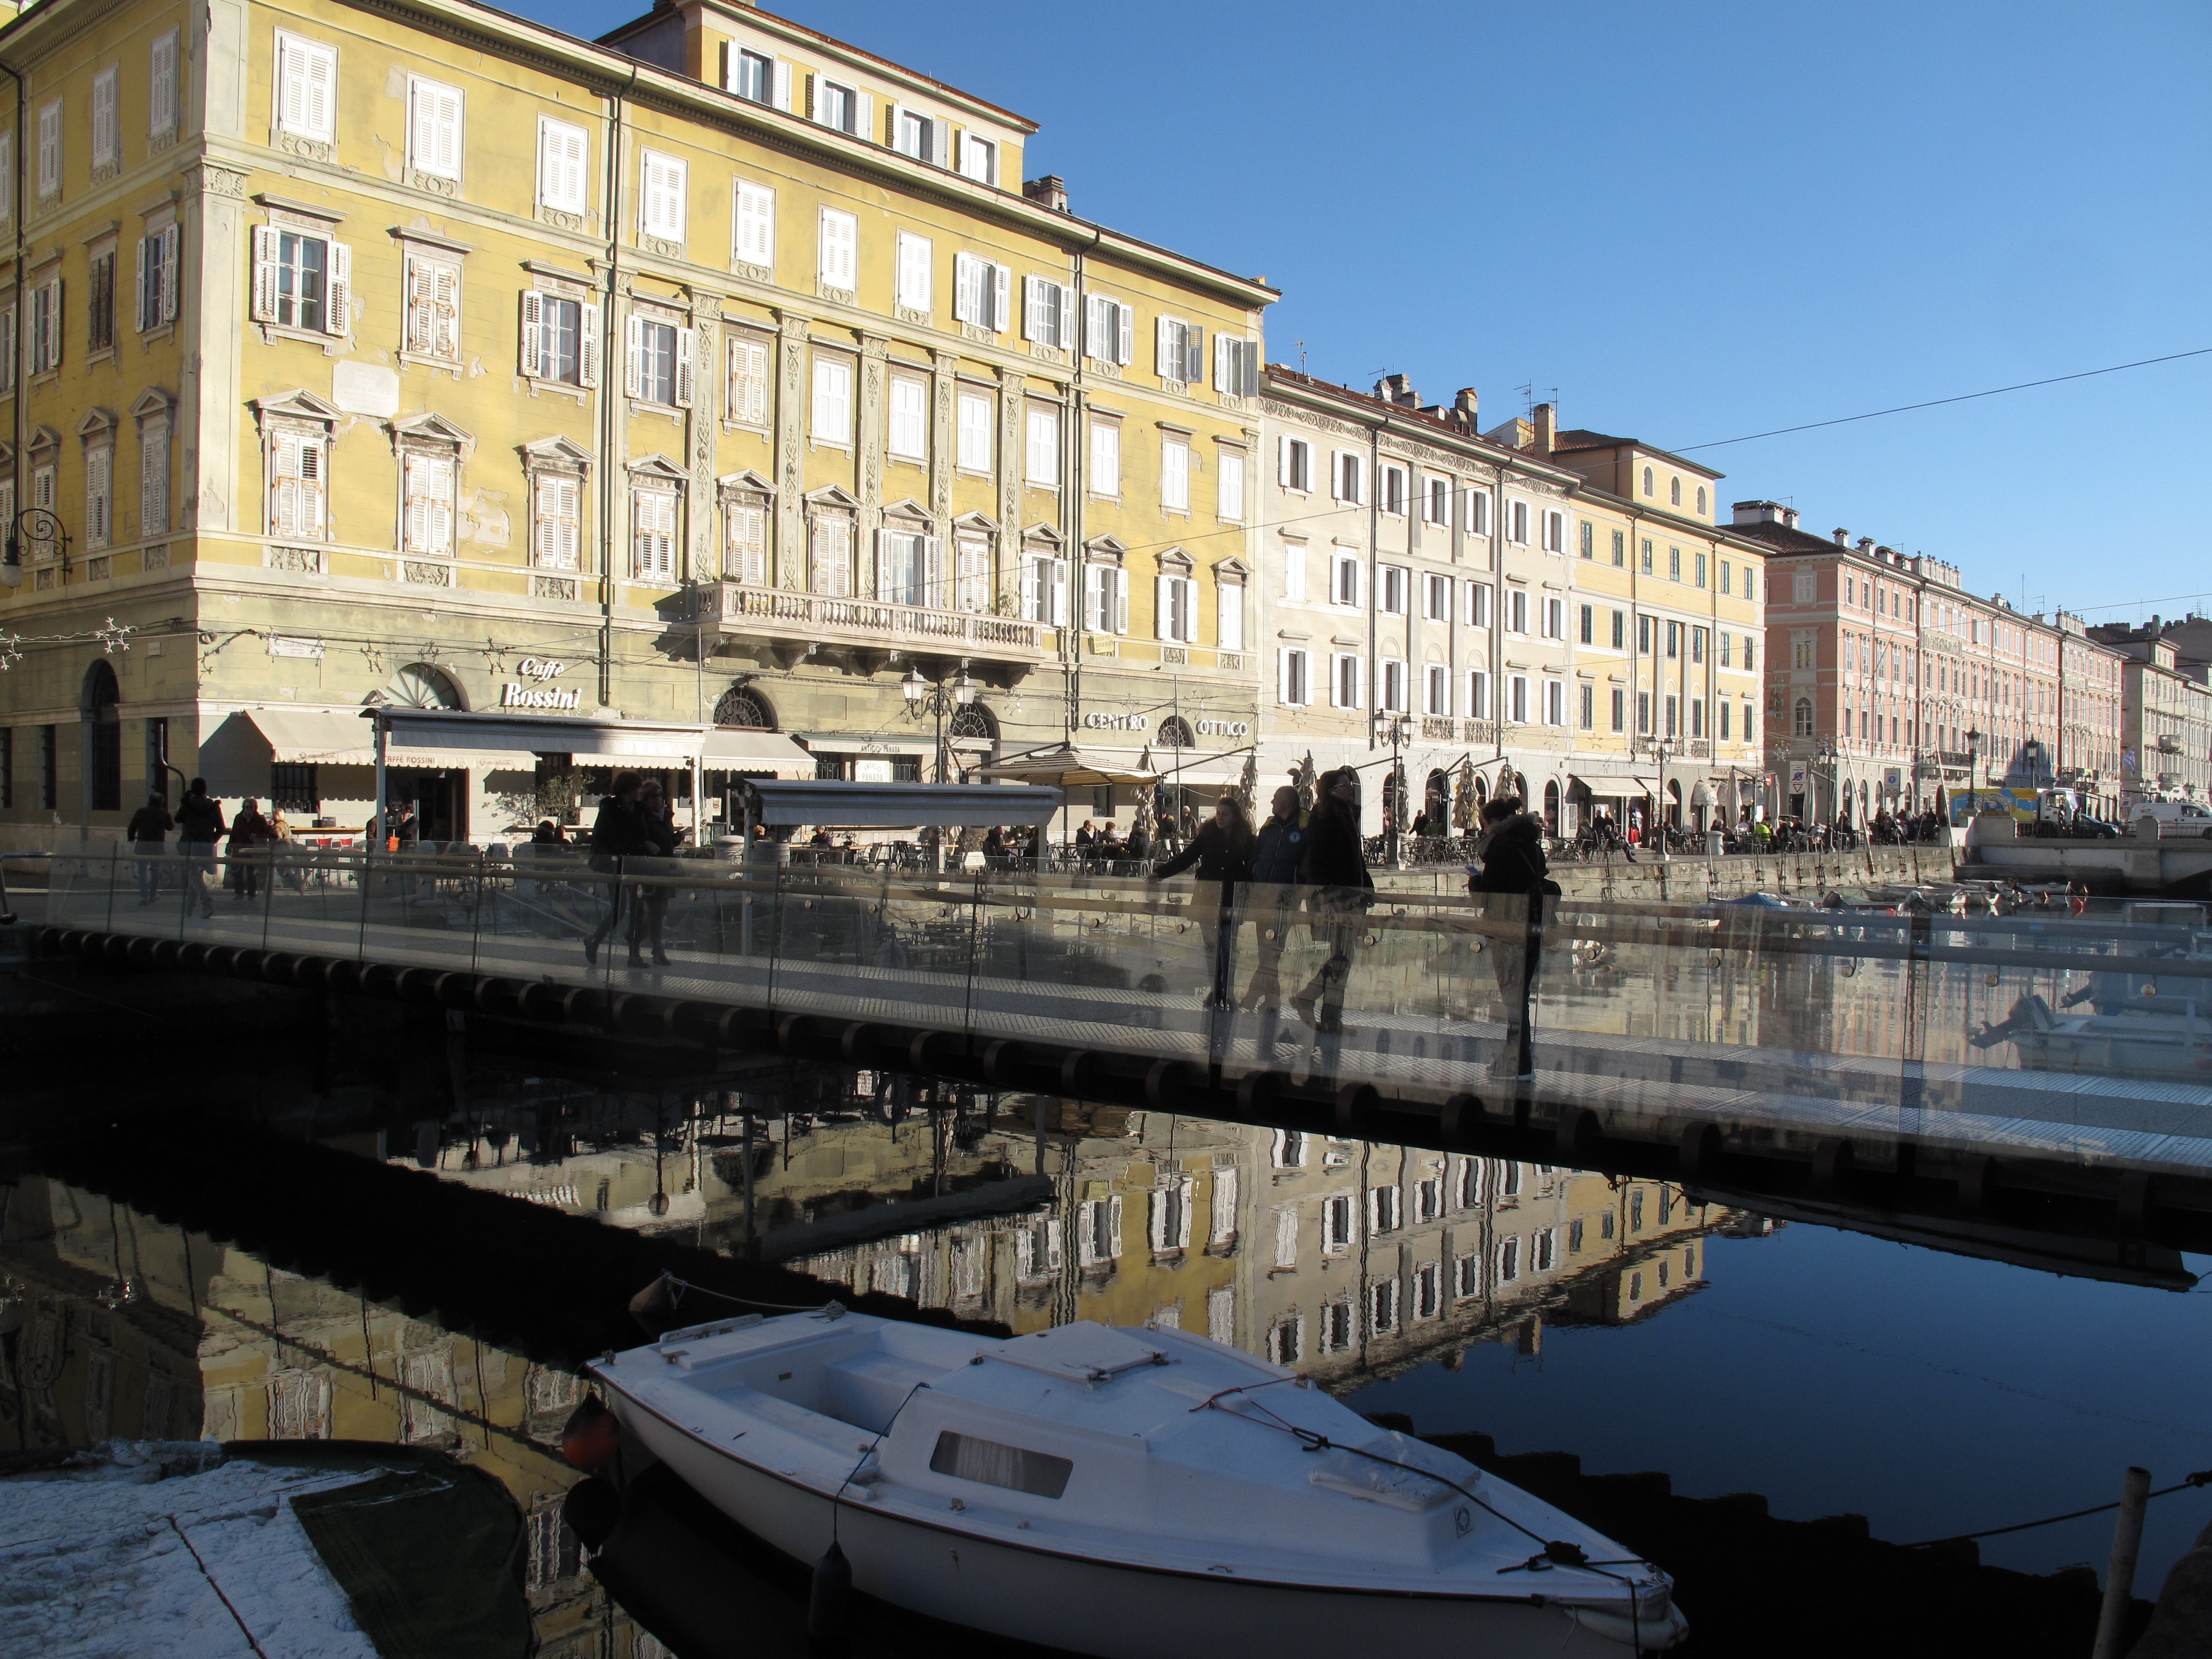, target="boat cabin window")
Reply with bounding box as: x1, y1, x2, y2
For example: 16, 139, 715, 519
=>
929, 1431, 1073, 1499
